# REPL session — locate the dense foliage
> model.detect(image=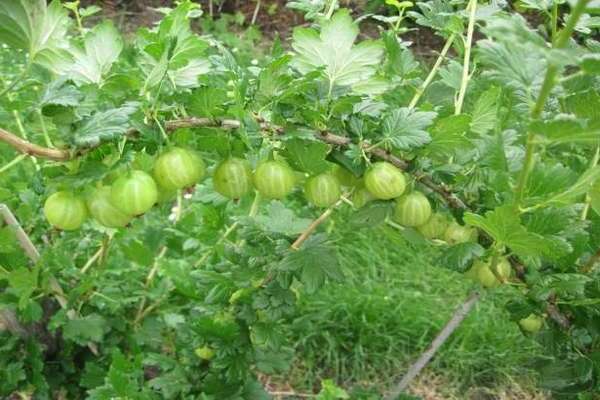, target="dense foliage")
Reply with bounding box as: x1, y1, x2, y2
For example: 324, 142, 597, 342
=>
0, 0, 600, 398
